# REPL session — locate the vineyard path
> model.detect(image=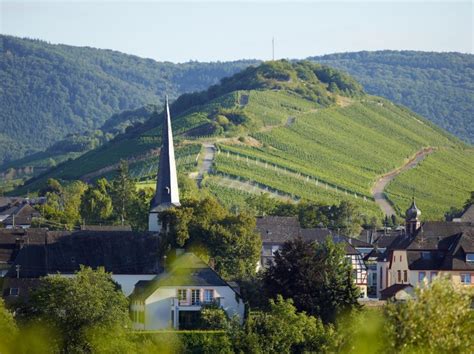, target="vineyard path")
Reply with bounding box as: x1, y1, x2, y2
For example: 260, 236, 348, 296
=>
196, 143, 216, 187
371, 147, 434, 216
211, 175, 297, 202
